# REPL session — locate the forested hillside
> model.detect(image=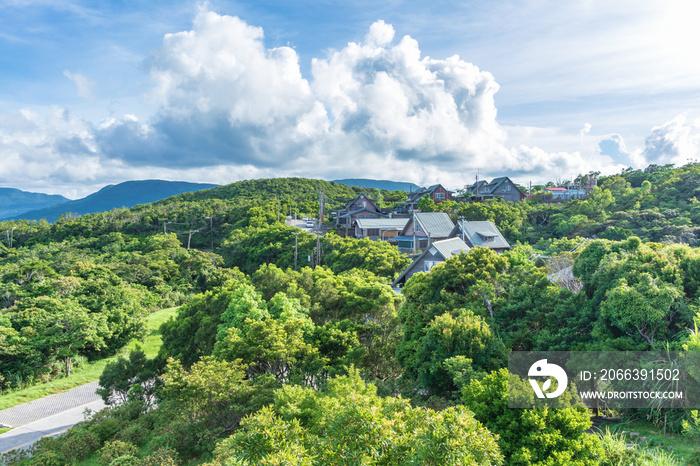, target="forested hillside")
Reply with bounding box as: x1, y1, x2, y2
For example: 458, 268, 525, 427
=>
457, 163, 700, 246
2, 170, 700, 465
